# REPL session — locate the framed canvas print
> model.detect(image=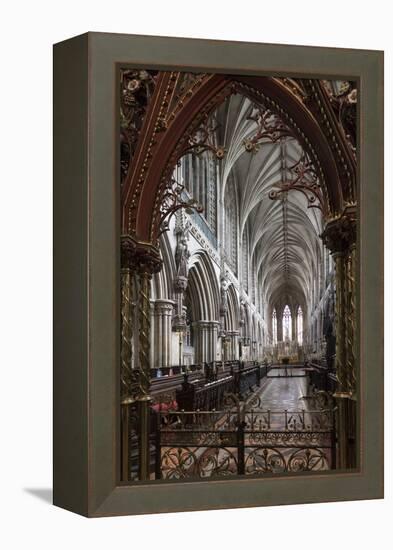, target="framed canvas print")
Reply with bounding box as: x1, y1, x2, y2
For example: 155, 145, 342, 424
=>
53, 32, 384, 517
